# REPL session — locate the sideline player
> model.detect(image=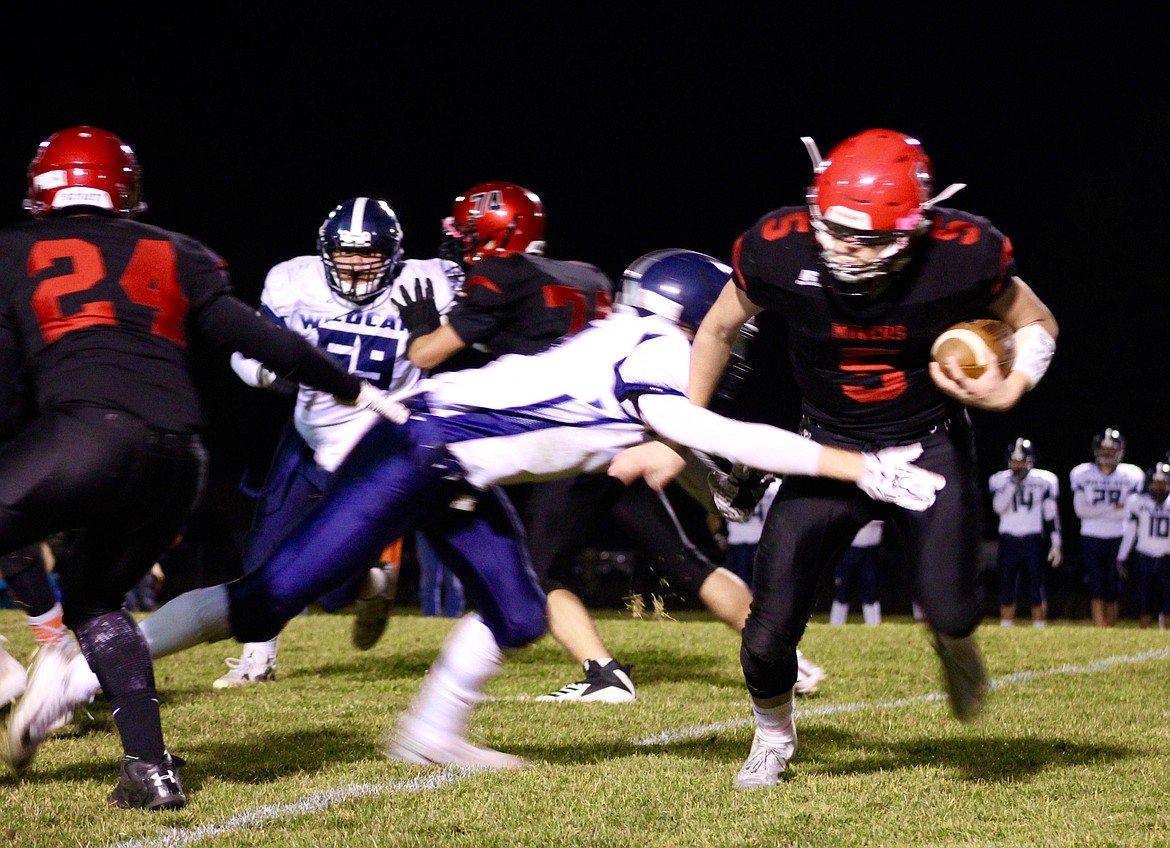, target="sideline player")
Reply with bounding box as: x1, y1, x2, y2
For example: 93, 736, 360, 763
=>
1070, 429, 1143, 627
99, 249, 945, 773
212, 197, 459, 688
1117, 462, 1170, 629
679, 128, 1058, 788
0, 126, 407, 809
989, 438, 1062, 626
